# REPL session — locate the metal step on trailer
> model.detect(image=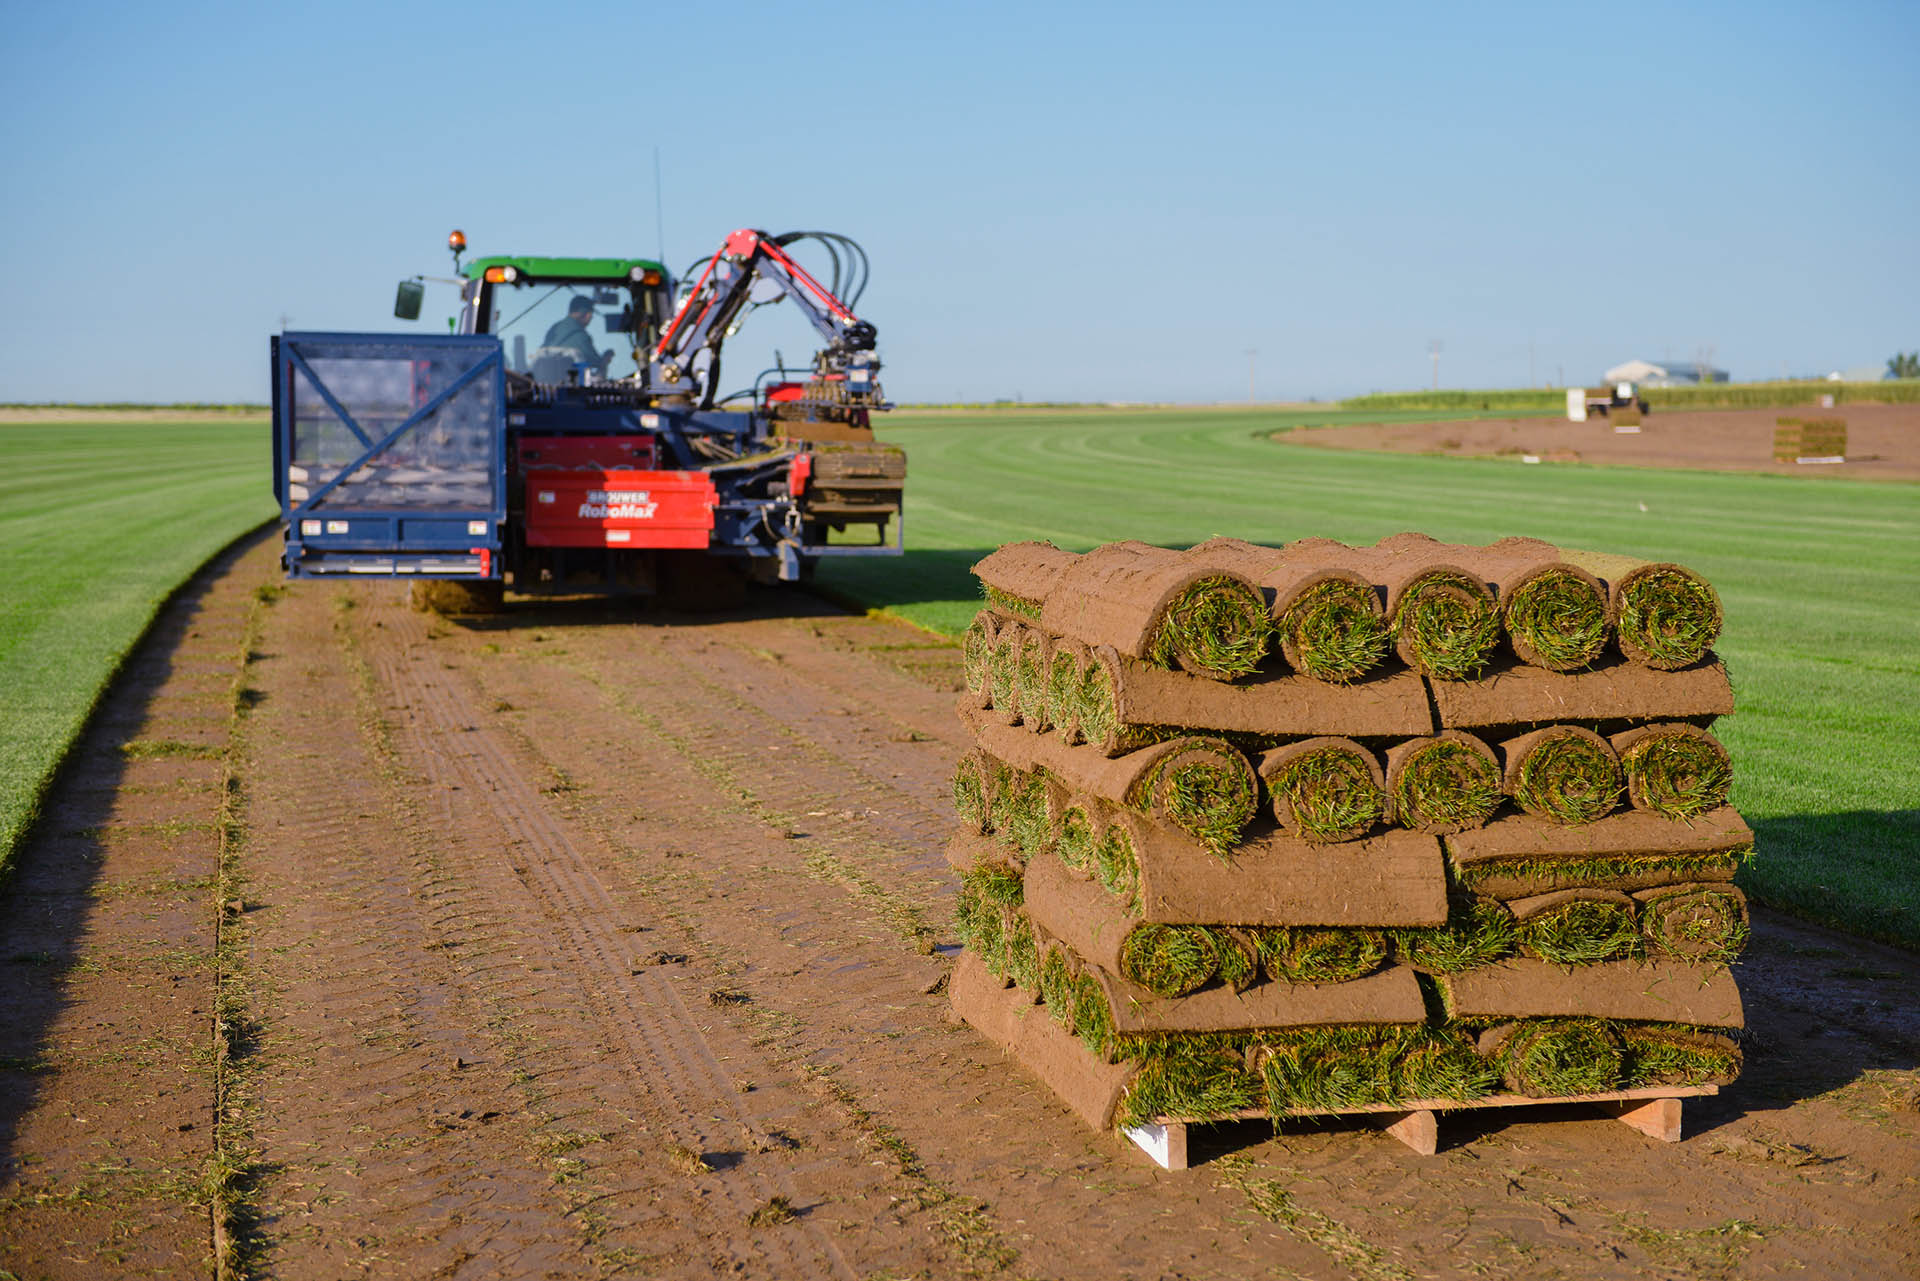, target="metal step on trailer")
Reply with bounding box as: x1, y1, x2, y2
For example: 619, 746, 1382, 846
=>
1125, 1084, 1718, 1169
